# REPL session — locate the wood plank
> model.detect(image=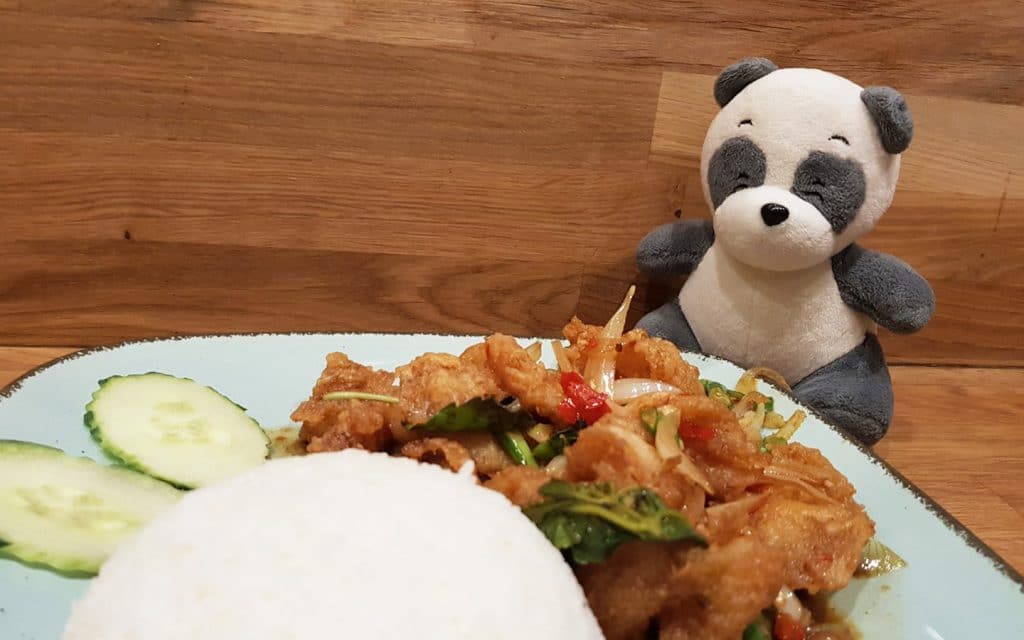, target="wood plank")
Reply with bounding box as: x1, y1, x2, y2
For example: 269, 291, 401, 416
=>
0, 240, 582, 345
7, 1, 1022, 104
876, 365, 1024, 569
0, 132, 682, 264
0, 13, 662, 163
0, 347, 76, 389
